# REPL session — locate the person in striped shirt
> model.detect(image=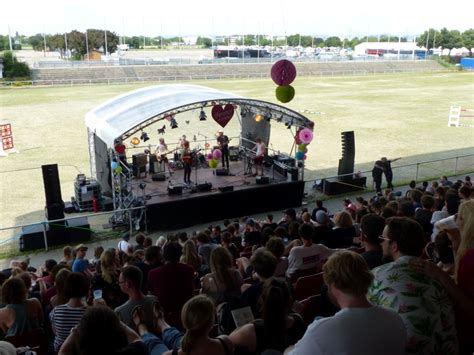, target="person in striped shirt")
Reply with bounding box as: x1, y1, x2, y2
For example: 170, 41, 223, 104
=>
49, 272, 89, 352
